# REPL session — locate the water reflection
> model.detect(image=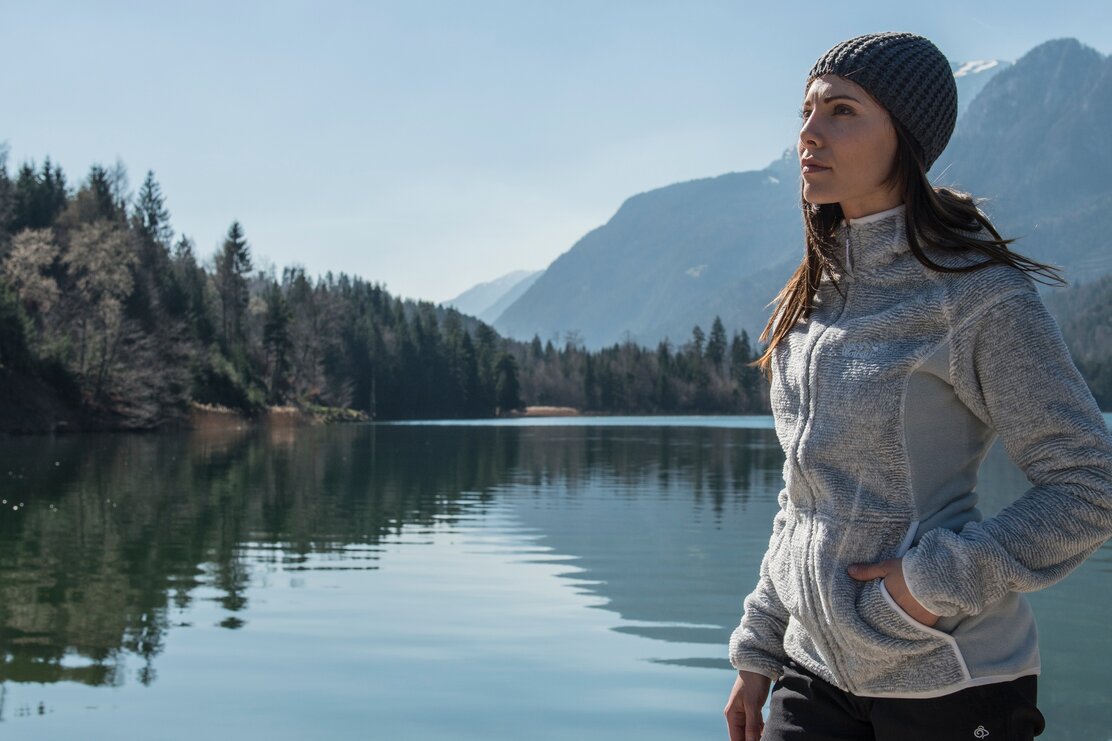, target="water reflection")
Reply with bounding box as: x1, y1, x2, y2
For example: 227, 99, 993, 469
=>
498, 426, 786, 667
0, 423, 786, 690
0, 418, 1109, 740
0, 424, 516, 689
